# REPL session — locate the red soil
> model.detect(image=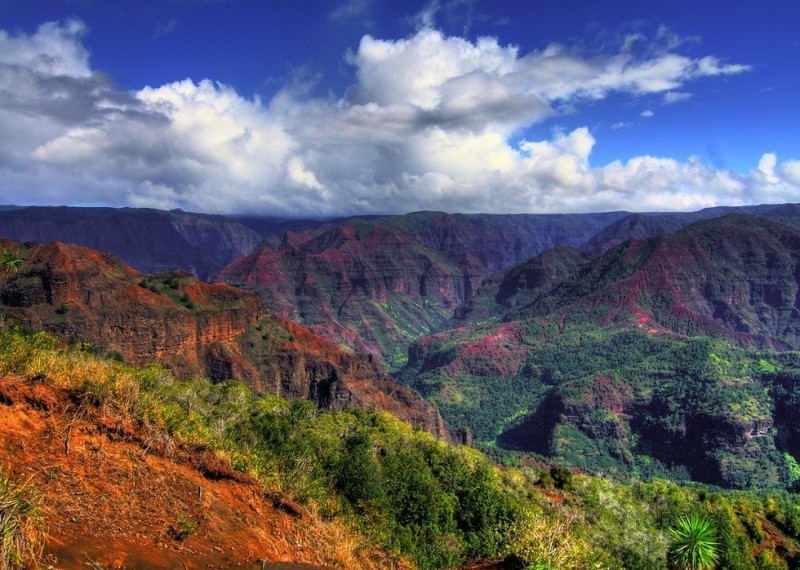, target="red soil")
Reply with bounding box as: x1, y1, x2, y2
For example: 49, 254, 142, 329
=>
0, 376, 404, 570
